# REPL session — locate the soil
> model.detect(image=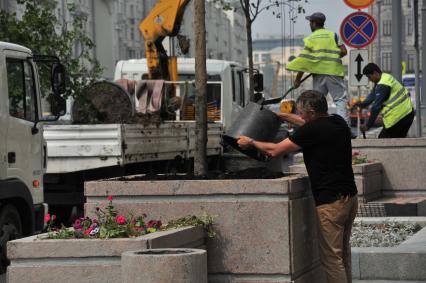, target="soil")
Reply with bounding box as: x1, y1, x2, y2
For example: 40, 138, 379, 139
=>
117, 167, 288, 181
72, 81, 134, 124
